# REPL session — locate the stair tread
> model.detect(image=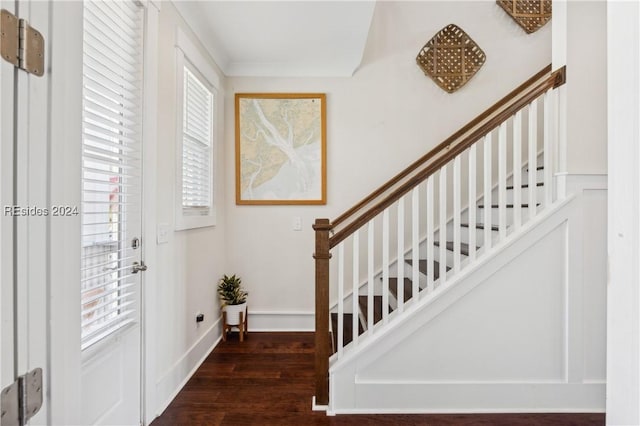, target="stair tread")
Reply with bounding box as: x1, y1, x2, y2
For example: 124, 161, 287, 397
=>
389, 277, 413, 303
405, 259, 450, 280
505, 182, 544, 190
330, 312, 363, 352
434, 241, 478, 256
461, 223, 499, 231
358, 295, 391, 326
478, 203, 540, 208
